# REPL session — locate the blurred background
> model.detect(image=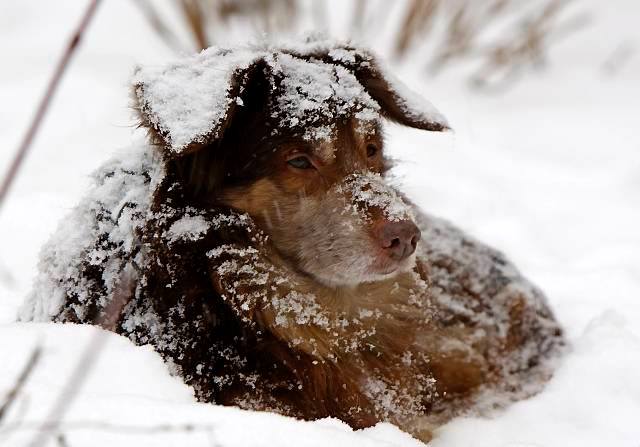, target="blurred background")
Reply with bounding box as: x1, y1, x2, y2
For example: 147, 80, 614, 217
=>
0, 2, 639, 445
